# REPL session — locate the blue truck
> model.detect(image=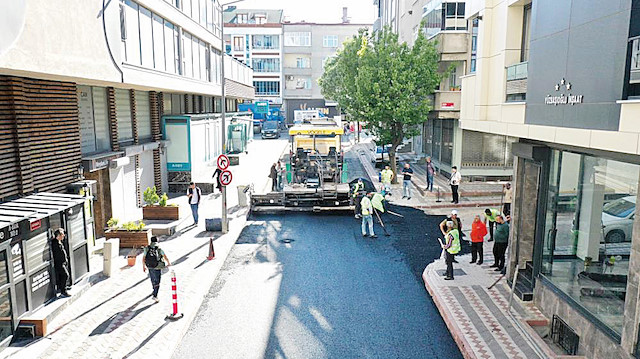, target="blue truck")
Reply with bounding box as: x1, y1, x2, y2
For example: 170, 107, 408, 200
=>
238, 101, 284, 133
